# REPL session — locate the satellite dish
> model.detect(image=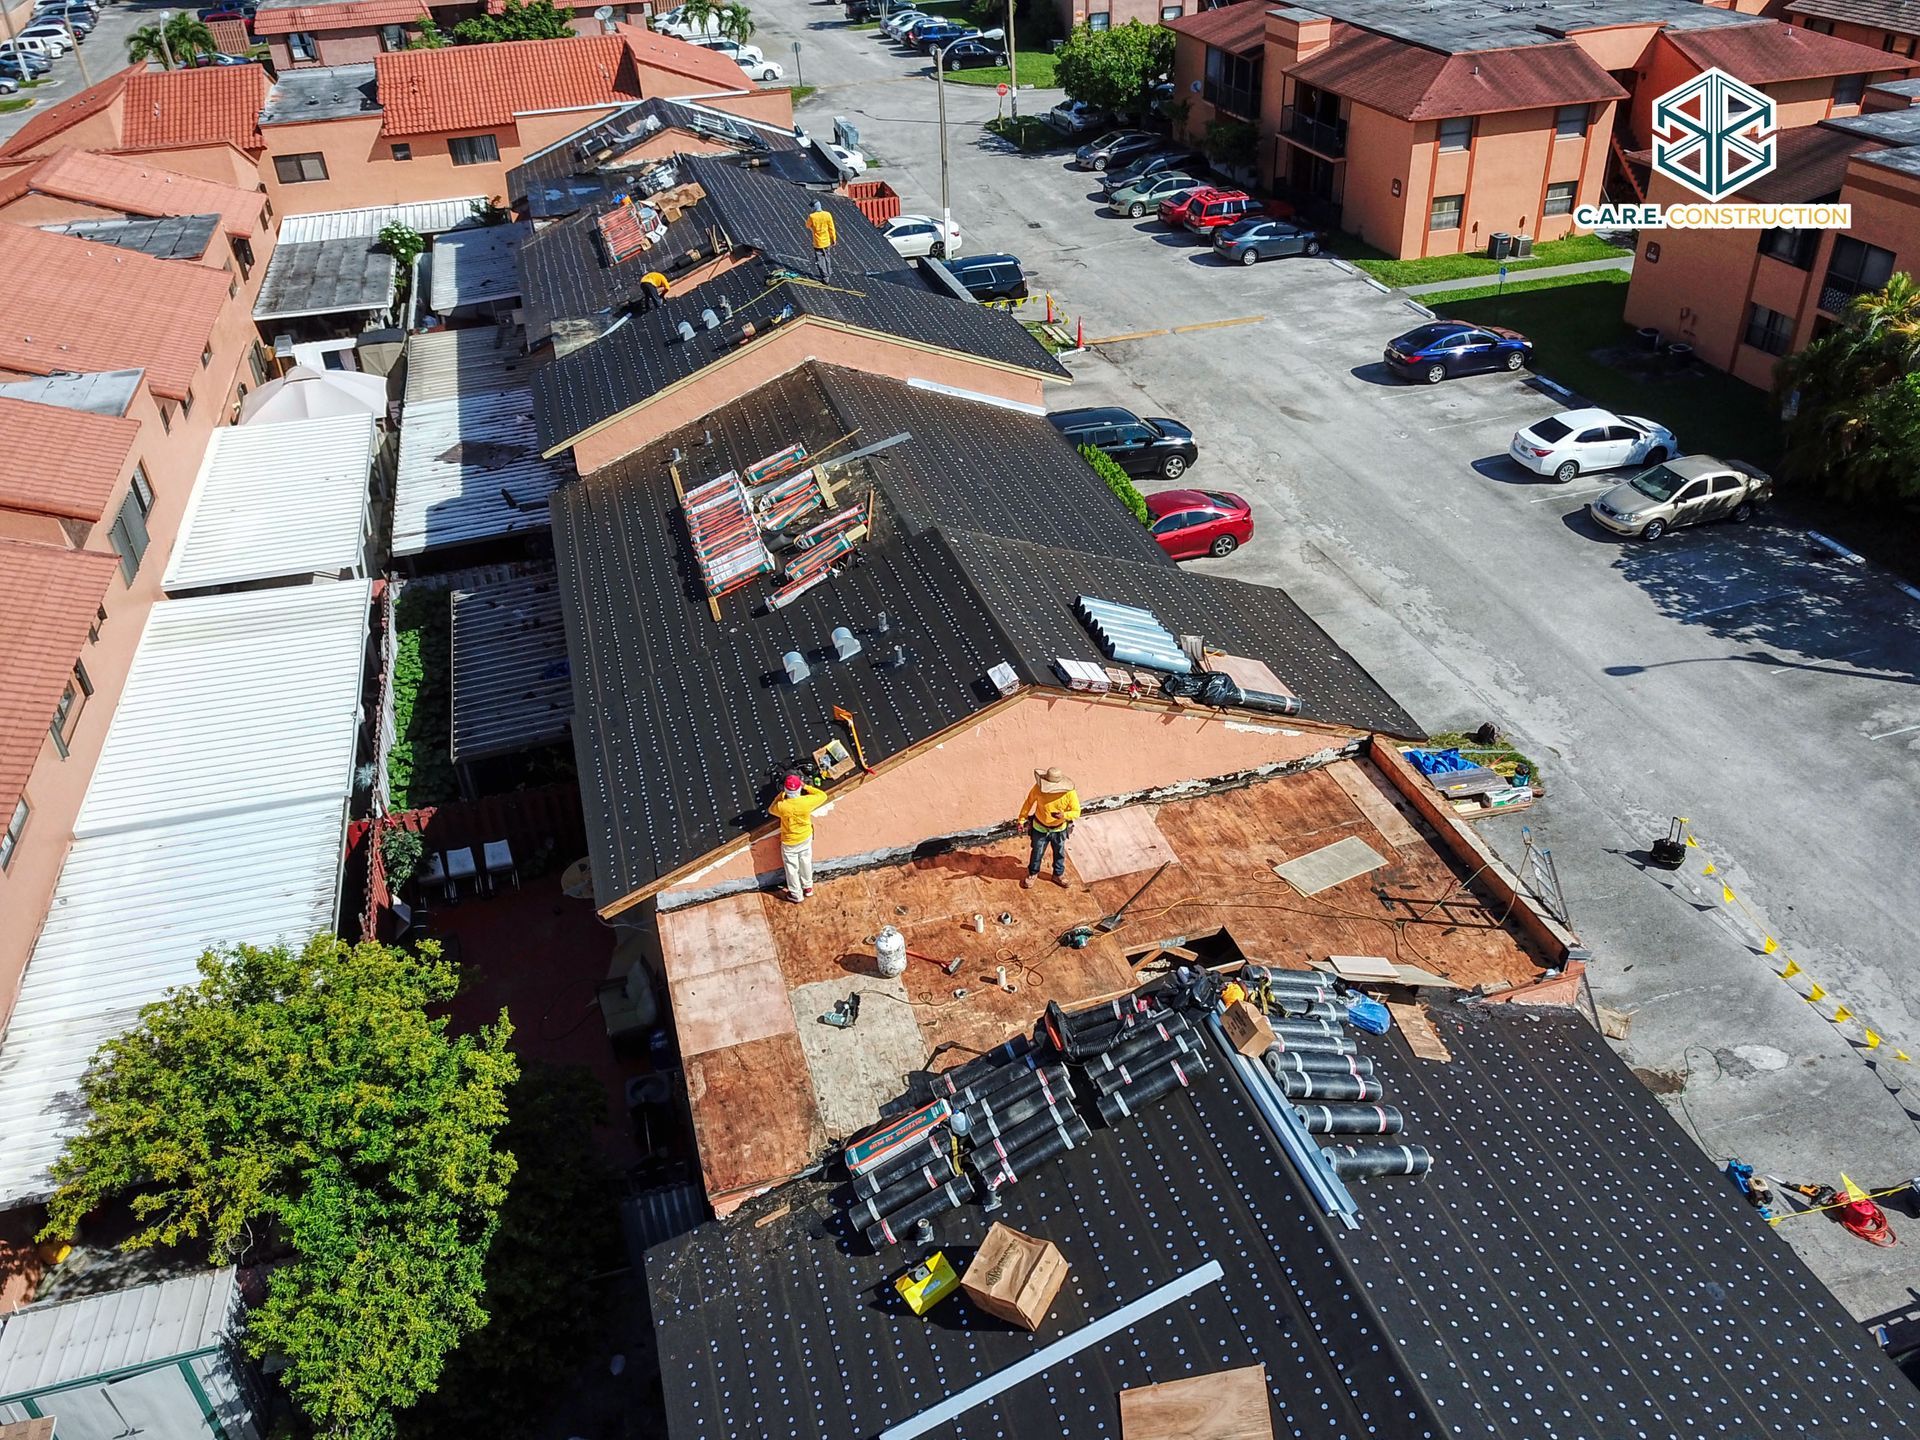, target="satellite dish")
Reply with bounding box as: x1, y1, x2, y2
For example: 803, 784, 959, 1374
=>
594, 4, 614, 15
